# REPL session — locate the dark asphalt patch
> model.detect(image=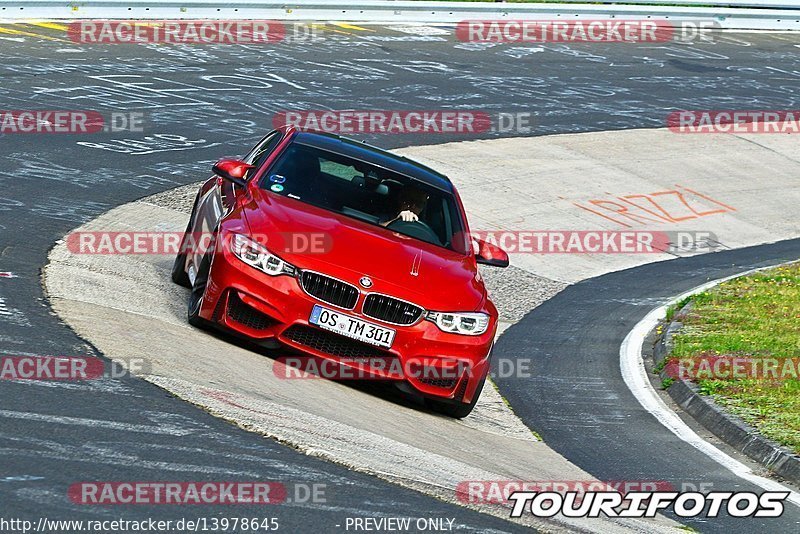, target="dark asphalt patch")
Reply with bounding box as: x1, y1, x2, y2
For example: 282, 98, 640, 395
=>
494, 239, 800, 533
